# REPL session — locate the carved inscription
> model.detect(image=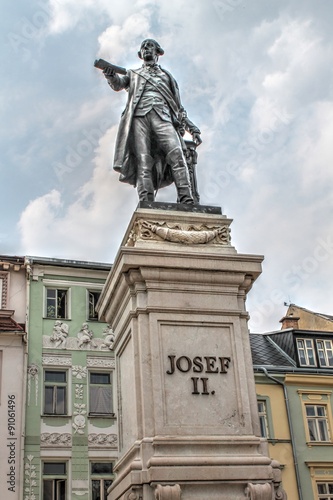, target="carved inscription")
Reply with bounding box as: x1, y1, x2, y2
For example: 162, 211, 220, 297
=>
166, 355, 231, 395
